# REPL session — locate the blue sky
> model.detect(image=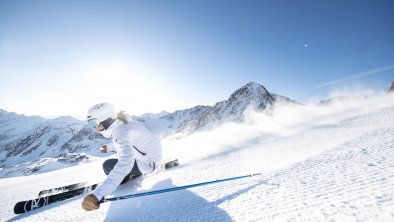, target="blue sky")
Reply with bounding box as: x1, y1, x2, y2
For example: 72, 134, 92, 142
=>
0, 0, 393, 119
